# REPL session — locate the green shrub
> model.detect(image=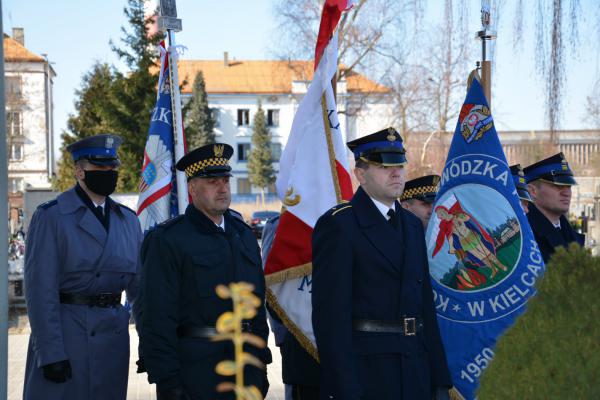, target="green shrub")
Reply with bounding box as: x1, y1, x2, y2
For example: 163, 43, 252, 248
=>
478, 244, 600, 399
